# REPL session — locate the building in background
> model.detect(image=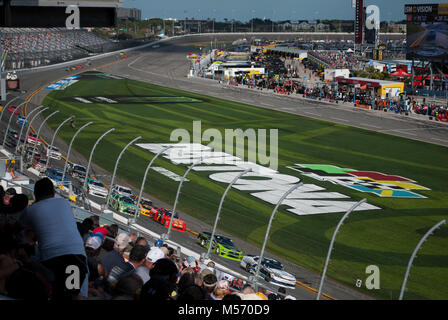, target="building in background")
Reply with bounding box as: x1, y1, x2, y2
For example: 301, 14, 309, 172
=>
117, 7, 141, 21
